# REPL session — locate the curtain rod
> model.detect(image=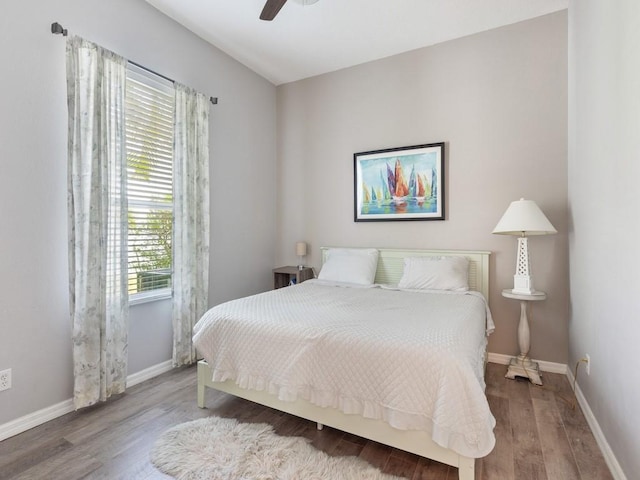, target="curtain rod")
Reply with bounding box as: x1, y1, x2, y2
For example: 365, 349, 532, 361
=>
51, 22, 218, 105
